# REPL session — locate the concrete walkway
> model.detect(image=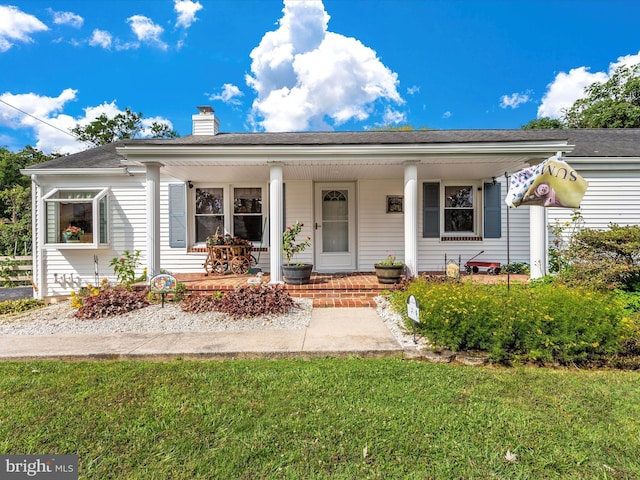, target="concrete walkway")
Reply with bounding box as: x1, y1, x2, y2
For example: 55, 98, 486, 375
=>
0, 308, 404, 361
